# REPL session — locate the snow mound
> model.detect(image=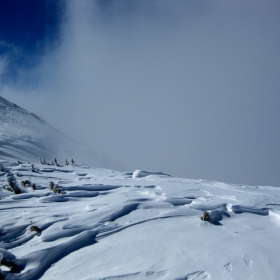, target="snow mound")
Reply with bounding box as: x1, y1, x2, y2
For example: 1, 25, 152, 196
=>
132, 170, 171, 178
